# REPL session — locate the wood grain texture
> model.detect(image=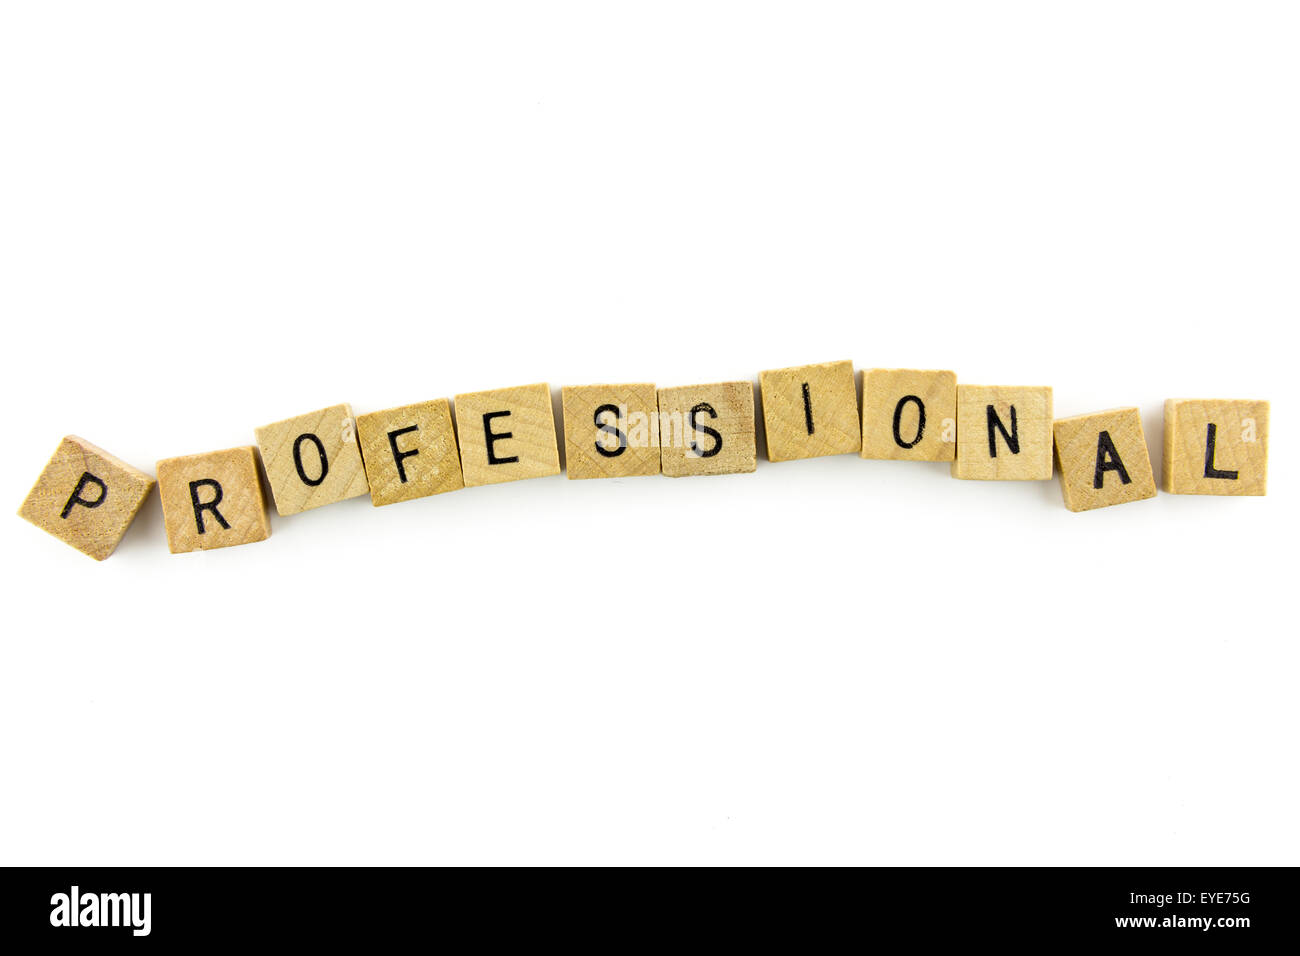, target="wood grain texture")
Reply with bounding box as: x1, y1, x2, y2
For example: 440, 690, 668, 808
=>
18, 435, 155, 560
952, 385, 1053, 480
861, 369, 957, 462
657, 381, 757, 477
356, 399, 464, 506
156, 446, 270, 554
453, 383, 561, 487
1163, 398, 1269, 495
1053, 407, 1156, 512
254, 404, 370, 516
561, 383, 661, 479
759, 360, 860, 462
